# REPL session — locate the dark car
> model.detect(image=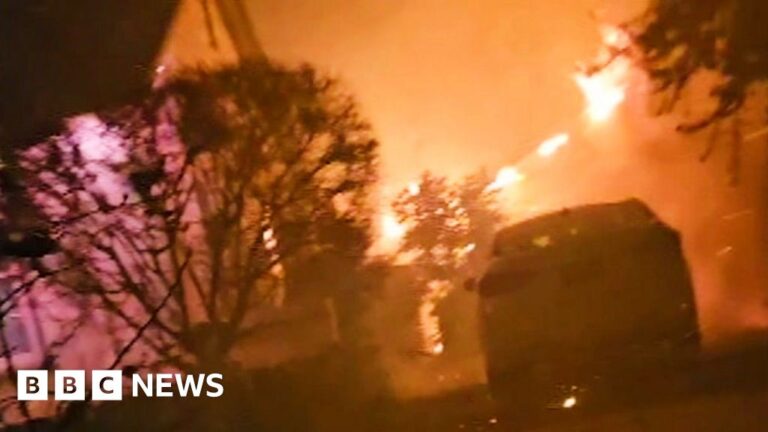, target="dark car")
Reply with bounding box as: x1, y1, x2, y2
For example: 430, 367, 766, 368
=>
478, 199, 700, 422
